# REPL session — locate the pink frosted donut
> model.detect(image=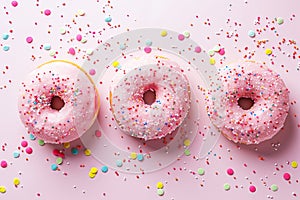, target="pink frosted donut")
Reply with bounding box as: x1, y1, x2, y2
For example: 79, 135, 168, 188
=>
208, 61, 289, 144
109, 56, 191, 140
18, 60, 100, 144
